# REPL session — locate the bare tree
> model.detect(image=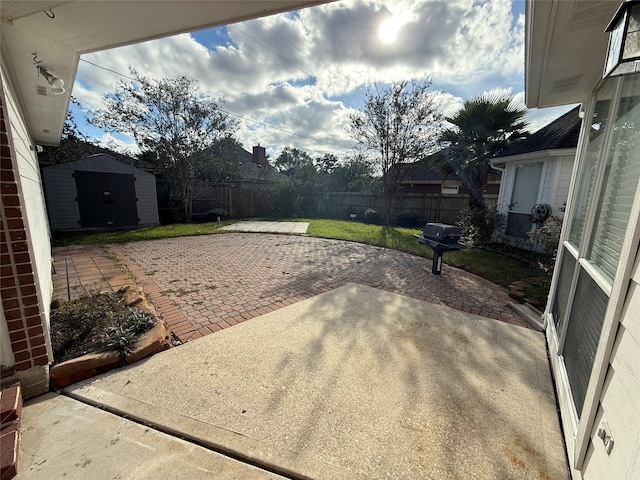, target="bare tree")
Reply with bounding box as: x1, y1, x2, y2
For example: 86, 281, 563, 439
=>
348, 80, 442, 224
90, 69, 237, 221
